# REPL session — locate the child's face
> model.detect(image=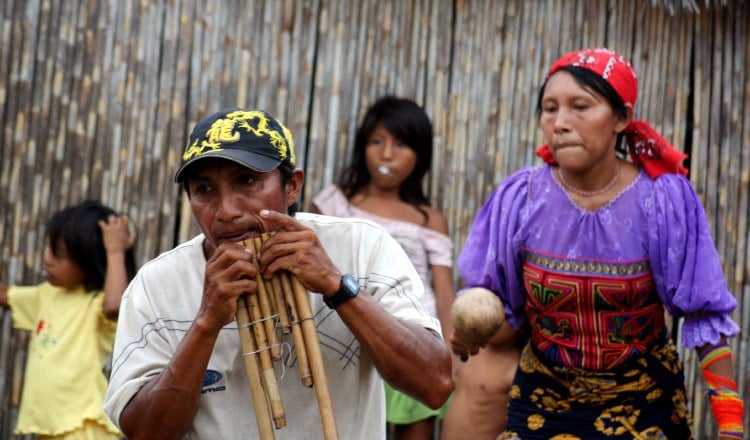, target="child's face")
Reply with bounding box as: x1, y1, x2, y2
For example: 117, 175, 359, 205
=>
43, 241, 85, 289
365, 124, 417, 191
